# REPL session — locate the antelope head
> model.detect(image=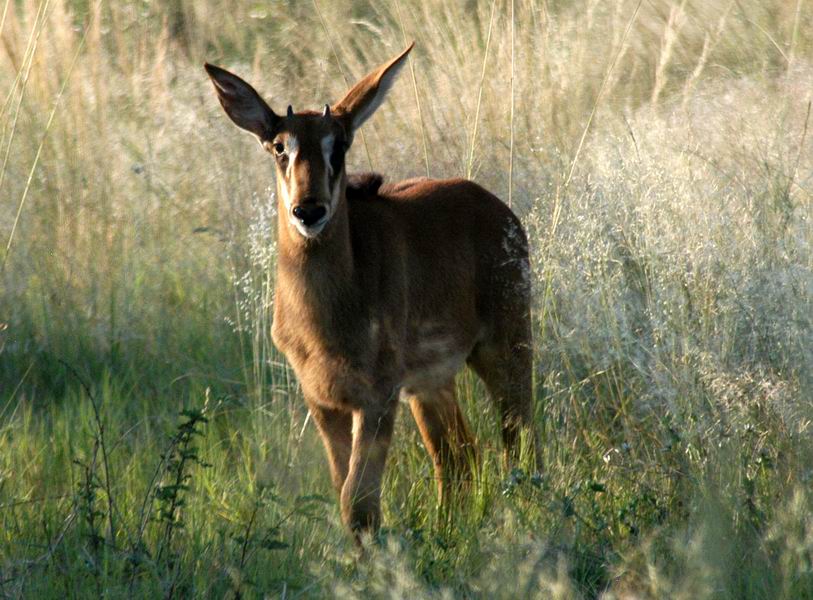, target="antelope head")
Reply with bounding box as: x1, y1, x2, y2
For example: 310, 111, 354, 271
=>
205, 44, 413, 240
